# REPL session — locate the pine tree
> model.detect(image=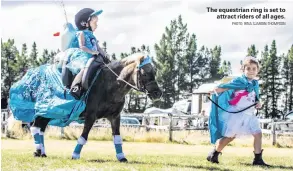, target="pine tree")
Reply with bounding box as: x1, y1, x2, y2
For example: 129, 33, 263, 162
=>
146, 46, 150, 53
154, 33, 173, 108
120, 52, 128, 59
267, 40, 283, 118
141, 44, 146, 52
11, 43, 28, 81
38, 49, 51, 65
49, 50, 58, 64
280, 53, 290, 116
131, 47, 136, 54
29, 42, 39, 67
175, 15, 189, 100
287, 45, 293, 112
111, 53, 117, 60
240, 44, 259, 66
247, 44, 259, 57
209, 46, 222, 81
102, 41, 107, 53
1, 39, 19, 98
219, 60, 232, 77
184, 34, 210, 93
259, 45, 270, 118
